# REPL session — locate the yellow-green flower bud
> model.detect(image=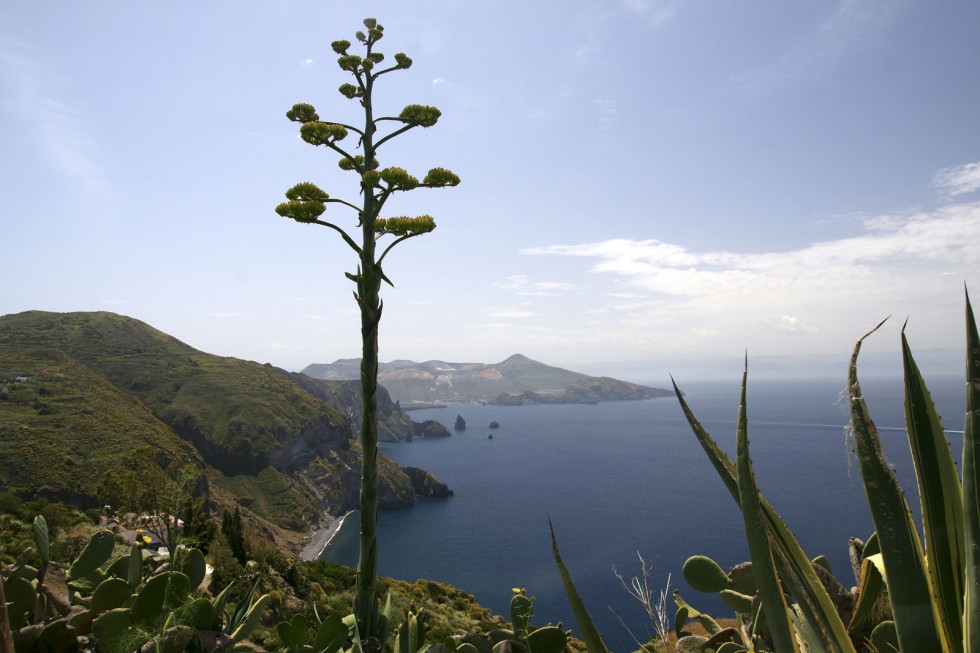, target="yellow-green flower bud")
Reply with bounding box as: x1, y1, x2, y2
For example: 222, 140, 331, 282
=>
367, 52, 384, 64
284, 182, 328, 203
355, 30, 367, 43
337, 55, 362, 72
376, 215, 436, 236
331, 40, 351, 55
299, 122, 348, 145
361, 170, 382, 187
380, 167, 419, 190
338, 83, 359, 99
399, 104, 440, 127
275, 200, 325, 223
423, 167, 460, 187
286, 103, 319, 123
394, 53, 413, 69
363, 18, 377, 29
